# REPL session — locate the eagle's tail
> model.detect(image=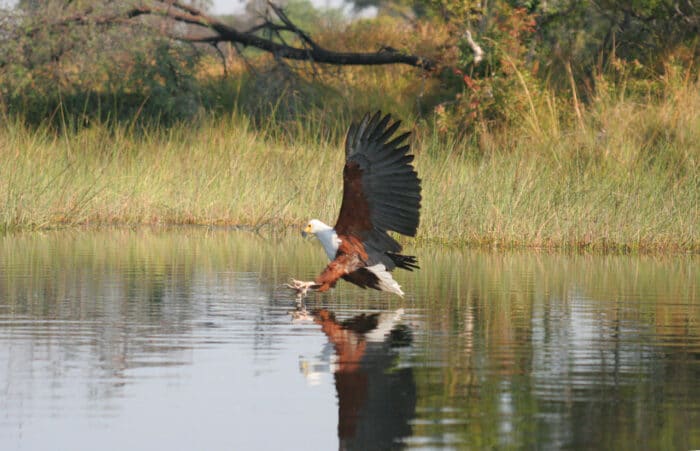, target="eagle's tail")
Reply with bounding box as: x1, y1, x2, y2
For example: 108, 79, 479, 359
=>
387, 252, 419, 271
